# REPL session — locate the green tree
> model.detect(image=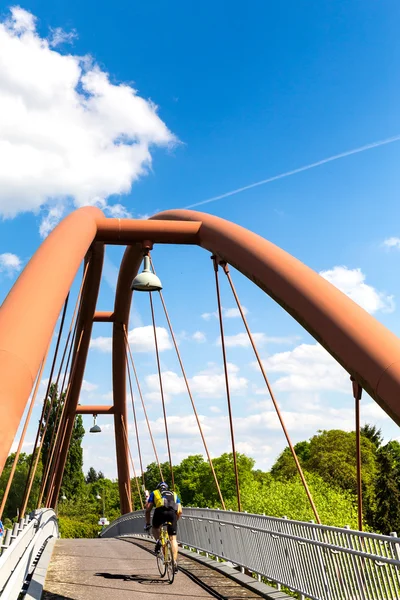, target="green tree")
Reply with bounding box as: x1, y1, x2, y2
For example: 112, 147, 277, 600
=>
0, 452, 43, 520
239, 471, 358, 527
174, 455, 213, 506
41, 383, 65, 474
361, 424, 383, 449
271, 441, 310, 480
373, 441, 400, 534
197, 452, 256, 510
143, 461, 172, 494
40, 383, 85, 500
62, 414, 85, 499
306, 430, 377, 495
86, 467, 101, 484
